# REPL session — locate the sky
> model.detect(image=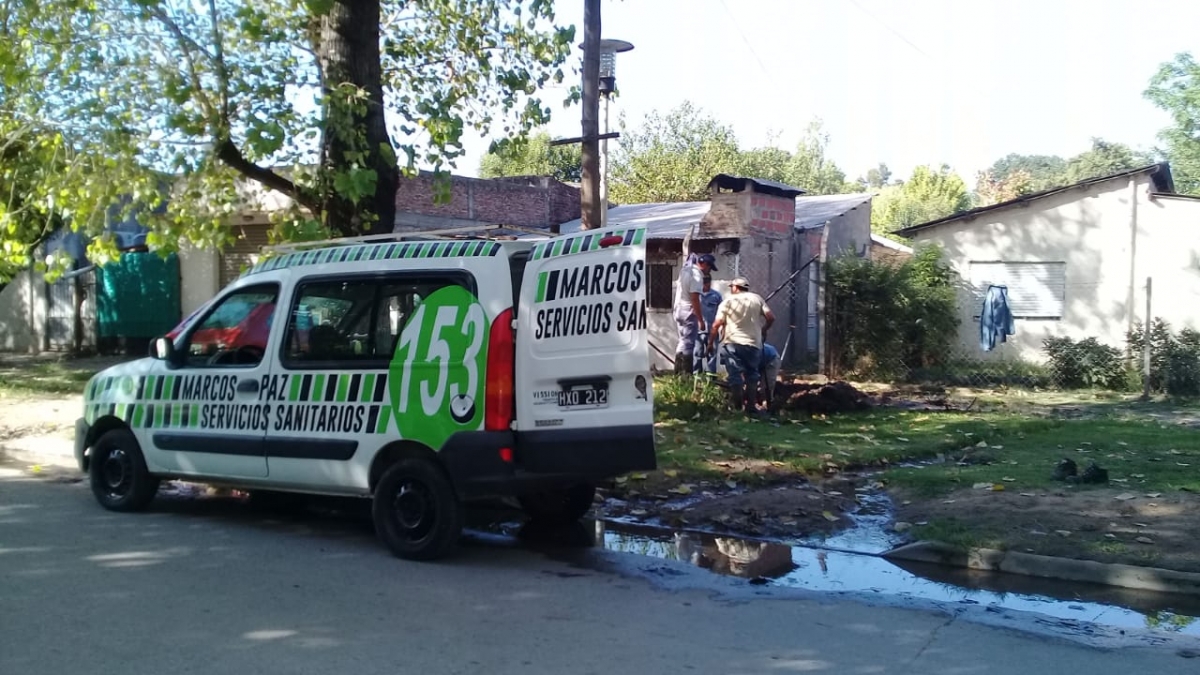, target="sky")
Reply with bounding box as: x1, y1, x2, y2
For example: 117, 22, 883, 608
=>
452, 0, 1200, 186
